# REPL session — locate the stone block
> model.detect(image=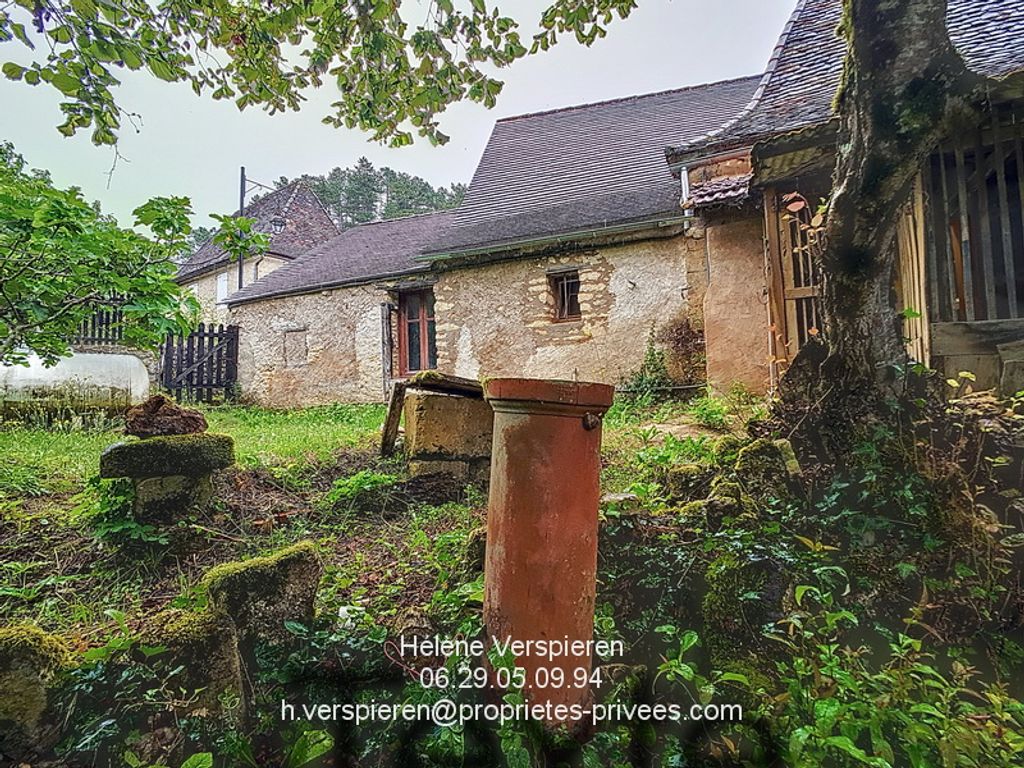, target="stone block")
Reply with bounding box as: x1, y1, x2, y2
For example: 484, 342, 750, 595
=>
141, 608, 244, 718
100, 433, 235, 479
404, 391, 494, 460
1002, 360, 1024, 396
409, 457, 491, 488
202, 541, 322, 647
125, 394, 207, 438
0, 623, 72, 758
134, 474, 214, 521
410, 458, 469, 481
